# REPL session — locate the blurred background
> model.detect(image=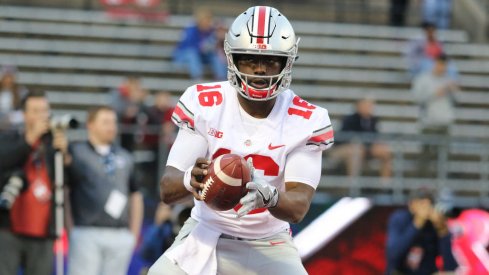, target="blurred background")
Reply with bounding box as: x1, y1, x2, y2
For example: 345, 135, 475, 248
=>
0, 0, 488, 274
